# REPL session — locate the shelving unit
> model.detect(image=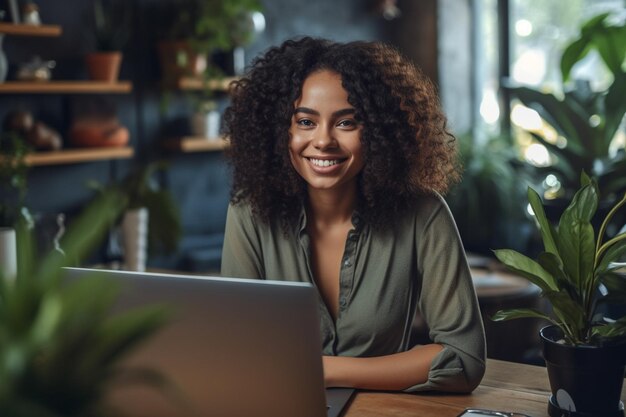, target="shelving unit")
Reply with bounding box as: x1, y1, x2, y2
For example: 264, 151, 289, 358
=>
163, 137, 229, 153
0, 81, 133, 94
173, 76, 238, 92
0, 22, 135, 166
0, 23, 62, 37
2, 147, 134, 167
